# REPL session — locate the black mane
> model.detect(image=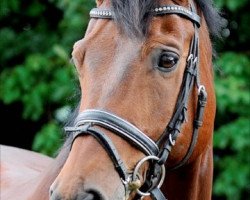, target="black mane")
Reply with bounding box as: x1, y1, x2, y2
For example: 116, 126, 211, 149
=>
111, 0, 157, 37
196, 0, 223, 38
111, 0, 223, 38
